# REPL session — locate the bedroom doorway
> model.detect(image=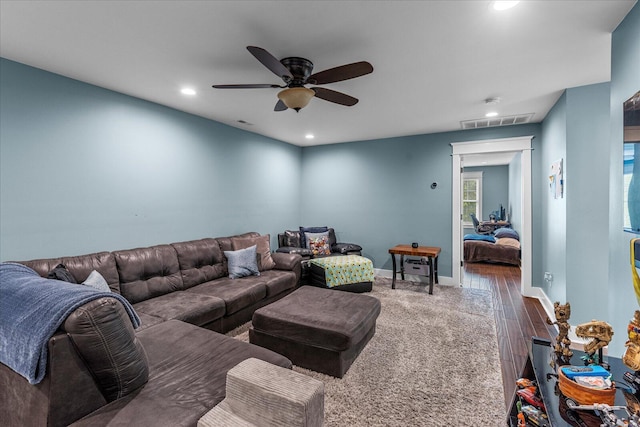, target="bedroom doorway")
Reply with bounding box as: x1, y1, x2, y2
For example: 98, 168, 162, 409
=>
451, 136, 534, 296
